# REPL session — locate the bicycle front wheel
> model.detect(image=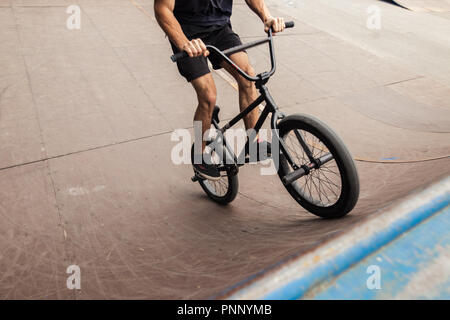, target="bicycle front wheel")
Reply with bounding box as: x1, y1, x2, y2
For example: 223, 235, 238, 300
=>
277, 114, 359, 218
